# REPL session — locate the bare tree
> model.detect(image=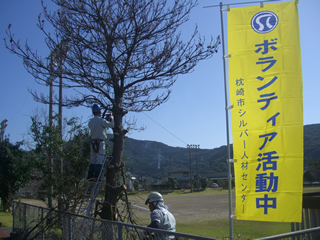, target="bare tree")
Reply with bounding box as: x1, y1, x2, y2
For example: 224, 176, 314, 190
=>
5, 0, 219, 220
